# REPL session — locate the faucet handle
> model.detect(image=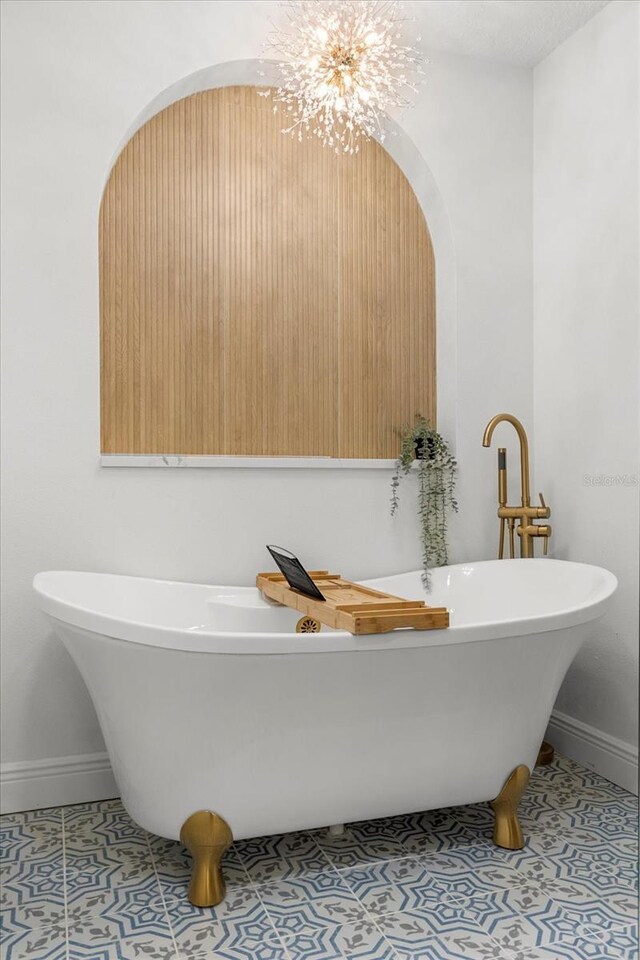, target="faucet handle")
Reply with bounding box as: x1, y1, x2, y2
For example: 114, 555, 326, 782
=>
542, 524, 553, 556
537, 492, 551, 518
536, 523, 552, 555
